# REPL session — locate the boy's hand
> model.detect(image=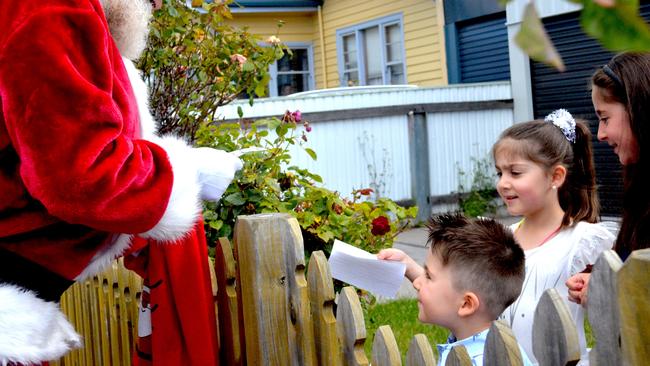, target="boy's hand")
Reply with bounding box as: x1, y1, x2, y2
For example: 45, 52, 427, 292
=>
566, 273, 590, 307
377, 248, 424, 282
